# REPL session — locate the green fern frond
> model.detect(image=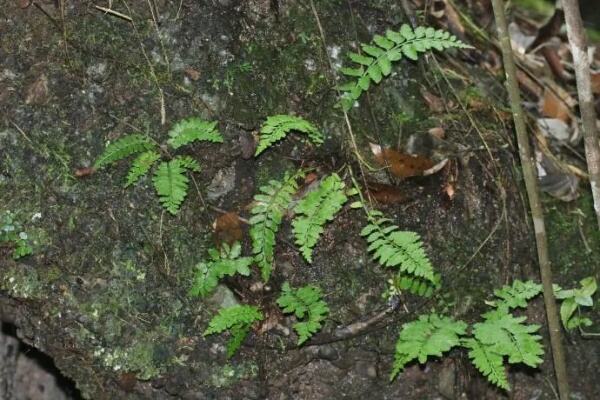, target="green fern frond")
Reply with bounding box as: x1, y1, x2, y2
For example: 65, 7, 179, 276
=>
473, 309, 544, 368
255, 115, 324, 156
189, 242, 253, 298
292, 174, 348, 263
204, 305, 264, 358
125, 150, 161, 187
152, 156, 198, 214
389, 271, 441, 298
94, 134, 156, 169
250, 170, 304, 282
276, 282, 329, 345
167, 117, 223, 149
390, 314, 467, 381
338, 25, 472, 110
464, 338, 509, 390
491, 280, 542, 312
361, 210, 435, 282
